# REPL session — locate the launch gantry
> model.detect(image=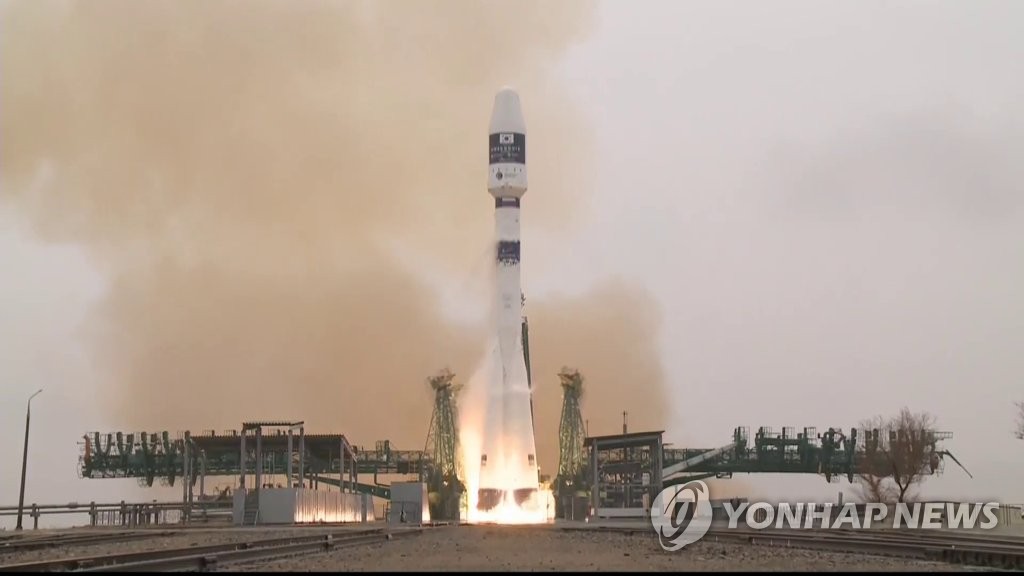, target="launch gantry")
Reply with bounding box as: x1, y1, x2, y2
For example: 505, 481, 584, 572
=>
553, 368, 587, 518
422, 369, 465, 521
